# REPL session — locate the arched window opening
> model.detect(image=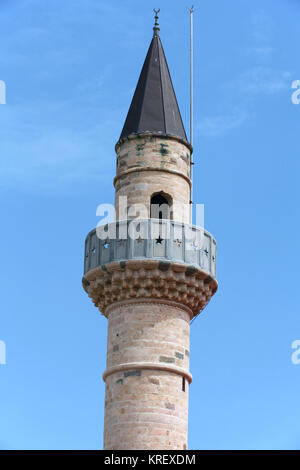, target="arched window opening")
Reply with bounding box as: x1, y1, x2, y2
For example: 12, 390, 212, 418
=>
150, 192, 172, 220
